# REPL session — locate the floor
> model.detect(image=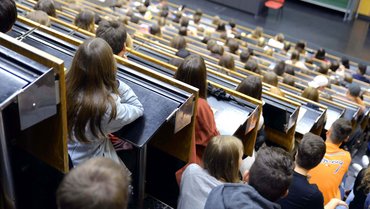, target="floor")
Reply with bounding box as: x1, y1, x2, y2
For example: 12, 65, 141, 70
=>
170, 0, 370, 65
